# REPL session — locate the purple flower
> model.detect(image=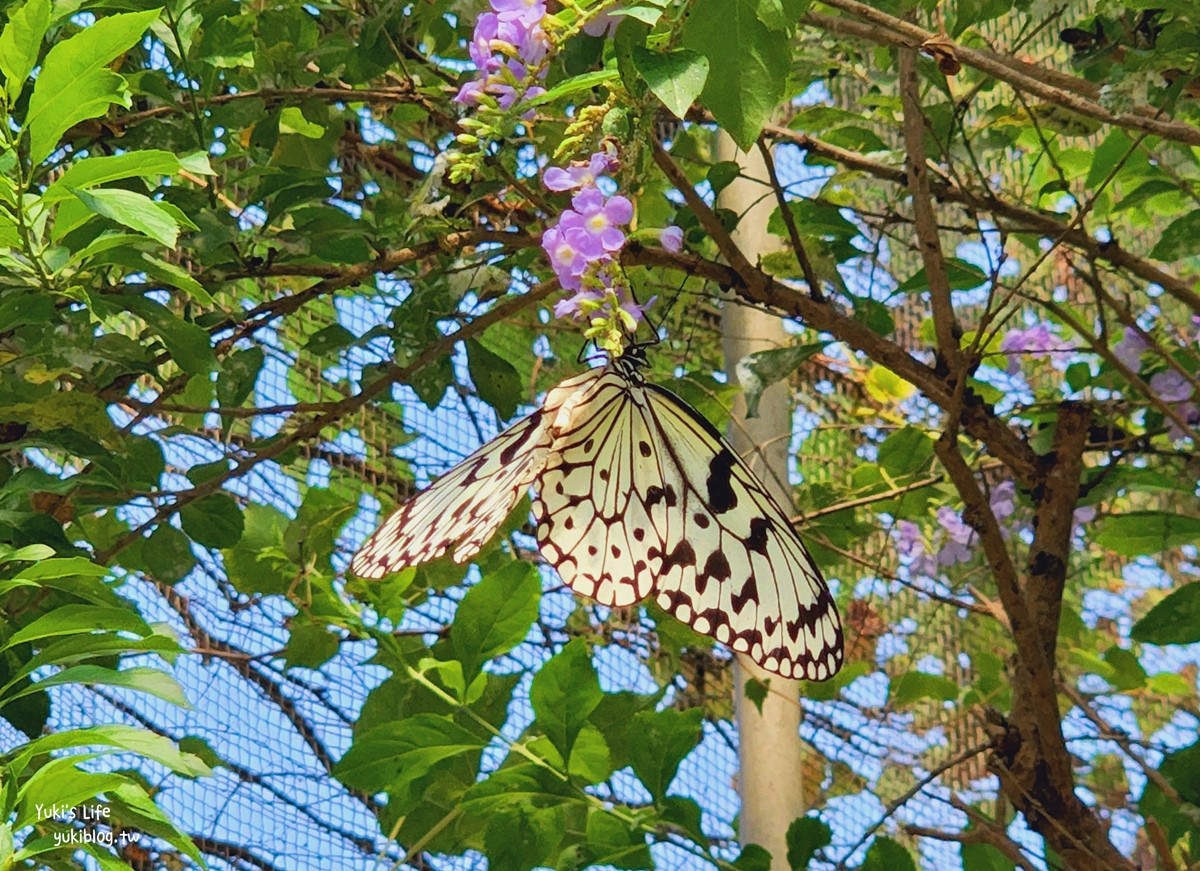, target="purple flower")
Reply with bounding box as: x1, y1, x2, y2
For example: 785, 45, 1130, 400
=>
1167, 402, 1200, 441
659, 225, 684, 253
895, 521, 938, 577
1000, 324, 1072, 374
935, 506, 977, 566
554, 288, 603, 319
571, 187, 632, 252
553, 286, 654, 327
1112, 326, 1149, 372
543, 152, 617, 192
582, 9, 621, 37
492, 0, 546, 27
621, 294, 656, 325
454, 78, 485, 106
457, 0, 549, 113
1149, 369, 1193, 403
989, 480, 1016, 522
541, 225, 592, 289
